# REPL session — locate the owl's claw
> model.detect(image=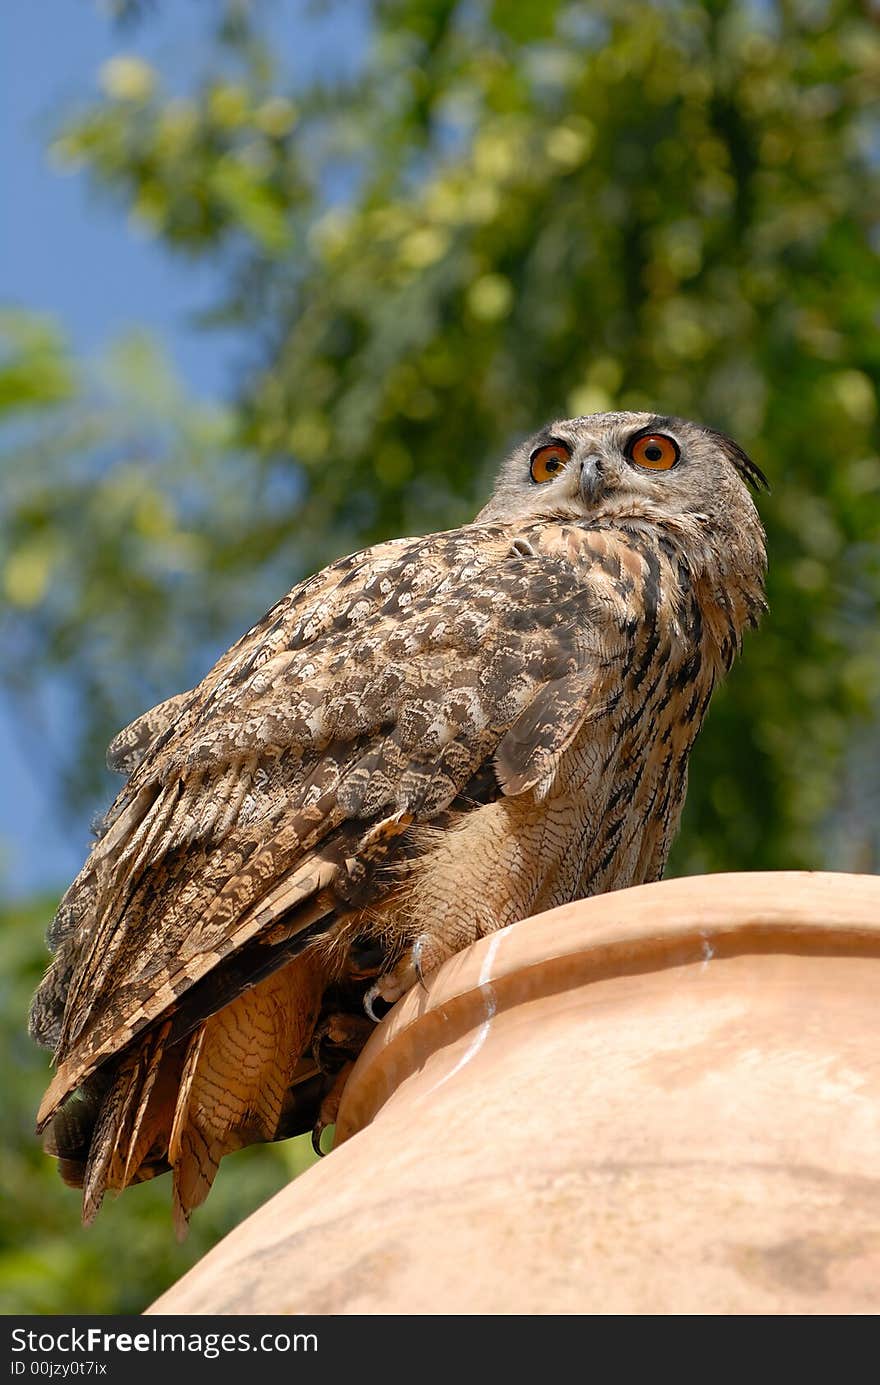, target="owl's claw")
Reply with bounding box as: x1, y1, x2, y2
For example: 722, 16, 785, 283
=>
363, 985, 384, 1024
412, 938, 430, 991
